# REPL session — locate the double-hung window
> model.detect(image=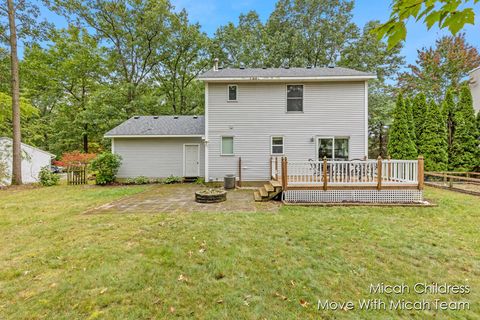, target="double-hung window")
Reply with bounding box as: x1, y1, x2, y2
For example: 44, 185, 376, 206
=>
318, 137, 349, 160
271, 136, 284, 155
221, 136, 234, 155
228, 85, 237, 101
287, 85, 303, 112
